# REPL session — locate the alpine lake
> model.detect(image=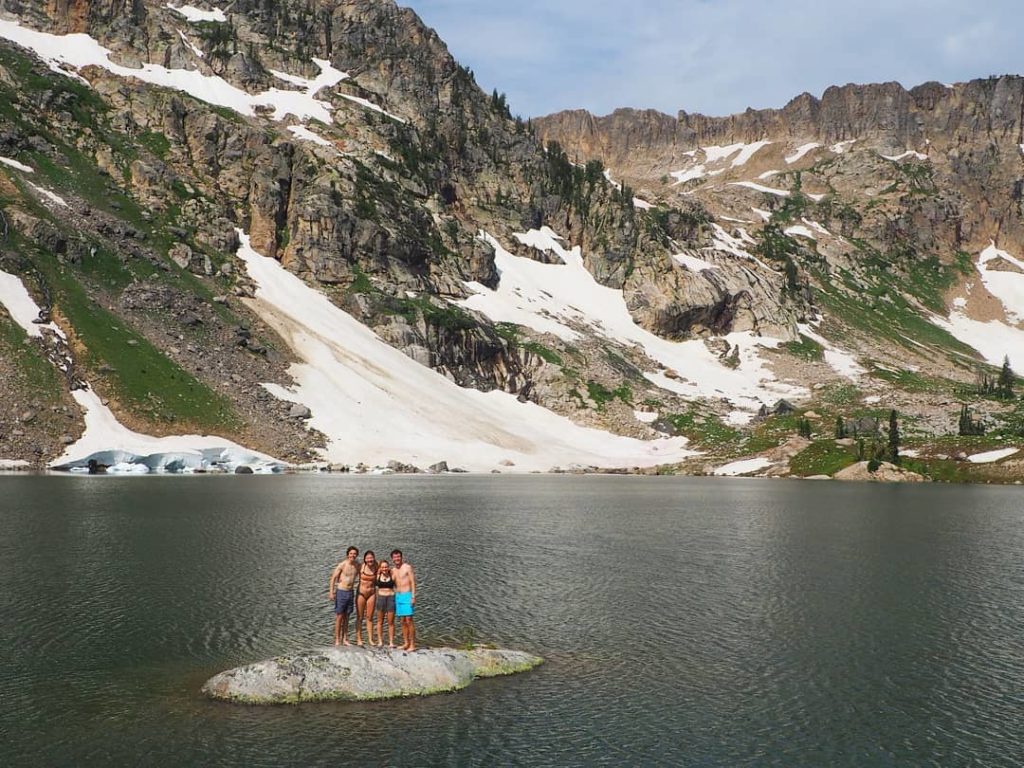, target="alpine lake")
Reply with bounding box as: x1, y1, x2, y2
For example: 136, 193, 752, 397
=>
2, 474, 1023, 767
